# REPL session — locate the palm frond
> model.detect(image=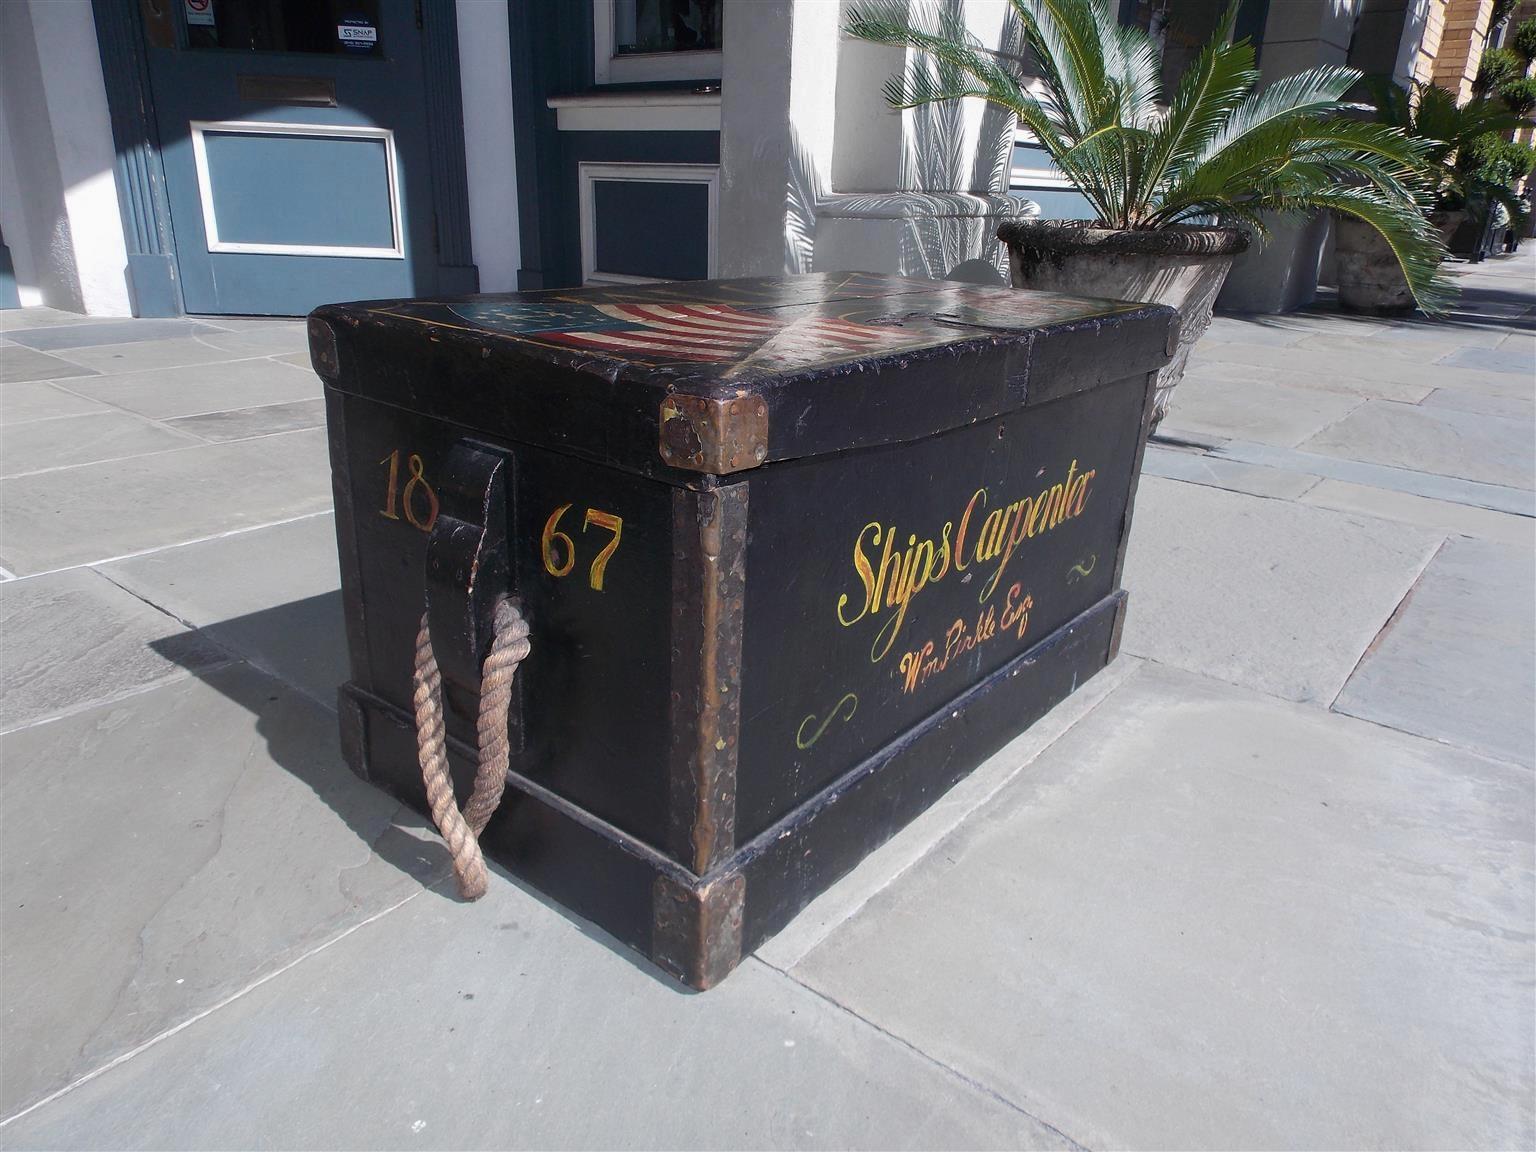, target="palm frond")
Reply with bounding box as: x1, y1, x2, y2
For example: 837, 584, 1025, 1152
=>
1189, 64, 1363, 171
1136, 3, 1255, 221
